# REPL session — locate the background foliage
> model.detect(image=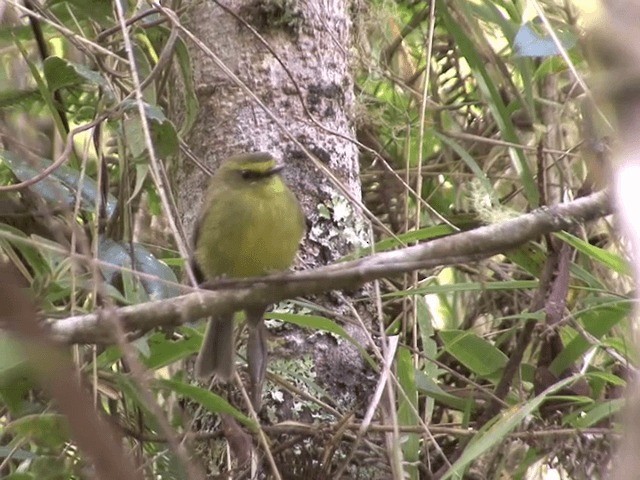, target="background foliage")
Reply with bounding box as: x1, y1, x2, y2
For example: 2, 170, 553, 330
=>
0, 1, 625, 479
